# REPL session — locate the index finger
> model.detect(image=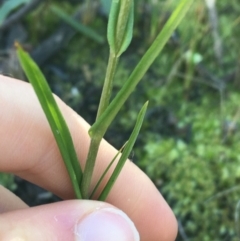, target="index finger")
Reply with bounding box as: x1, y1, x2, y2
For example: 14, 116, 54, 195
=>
0, 75, 177, 241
